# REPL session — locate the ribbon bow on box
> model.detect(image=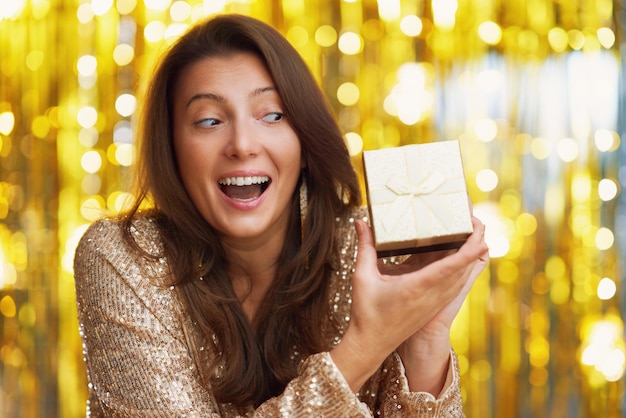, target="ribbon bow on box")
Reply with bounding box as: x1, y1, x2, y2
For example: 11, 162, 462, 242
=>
367, 144, 467, 239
